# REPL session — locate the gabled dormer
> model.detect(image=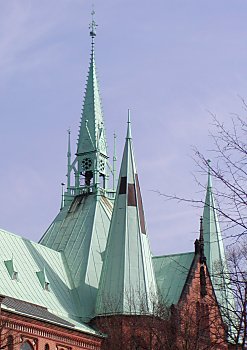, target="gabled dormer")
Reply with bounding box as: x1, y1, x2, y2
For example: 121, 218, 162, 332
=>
36, 267, 50, 291
4, 257, 18, 280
